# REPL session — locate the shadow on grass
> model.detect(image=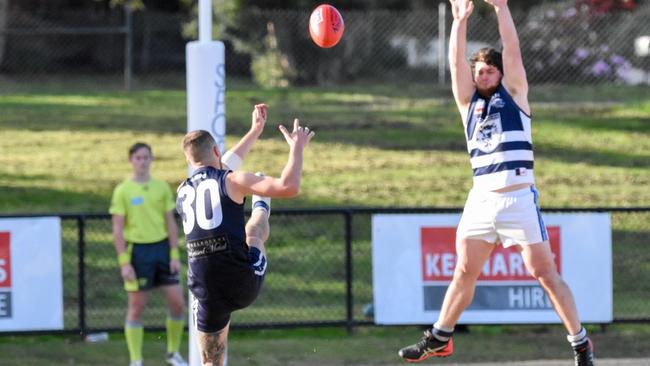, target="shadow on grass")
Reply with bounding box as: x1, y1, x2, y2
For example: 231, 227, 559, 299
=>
0, 185, 110, 214
529, 84, 650, 103
538, 114, 650, 134
537, 142, 649, 169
